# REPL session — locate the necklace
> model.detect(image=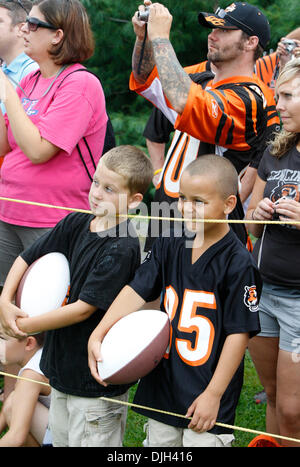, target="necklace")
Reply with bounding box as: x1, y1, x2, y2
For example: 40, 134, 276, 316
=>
11, 65, 69, 101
